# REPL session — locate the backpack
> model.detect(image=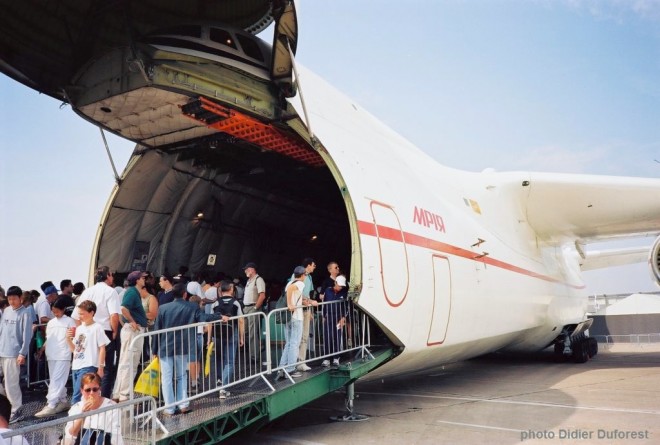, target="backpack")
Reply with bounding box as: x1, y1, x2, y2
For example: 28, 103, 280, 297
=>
217, 296, 239, 317
215, 296, 239, 332
275, 279, 301, 324
274, 283, 289, 324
